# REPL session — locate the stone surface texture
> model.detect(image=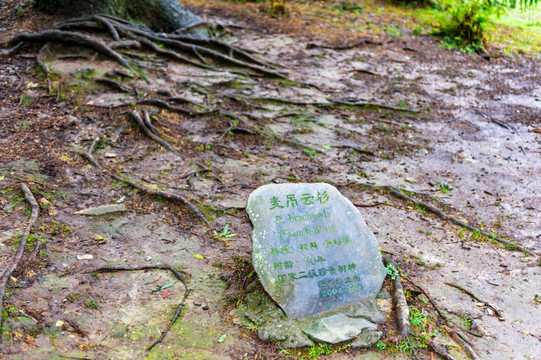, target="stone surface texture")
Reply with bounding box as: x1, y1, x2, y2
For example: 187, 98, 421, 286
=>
237, 290, 386, 349
350, 330, 383, 348
247, 183, 387, 318
74, 204, 126, 215
303, 314, 377, 344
